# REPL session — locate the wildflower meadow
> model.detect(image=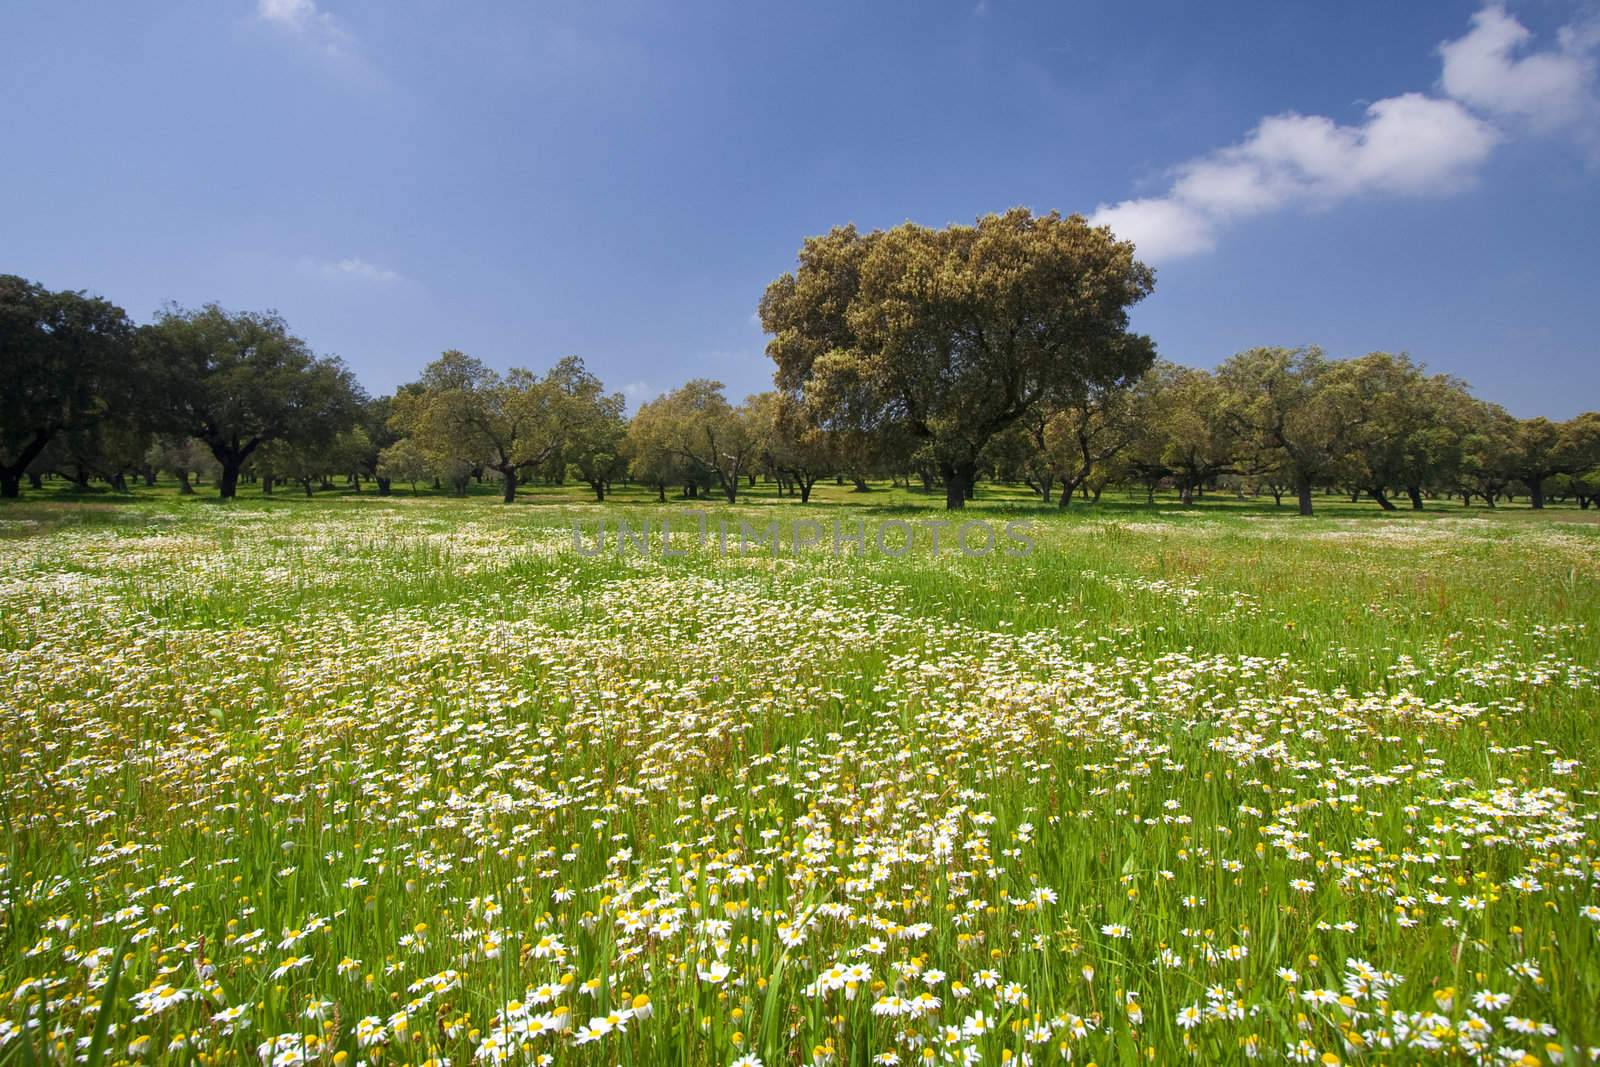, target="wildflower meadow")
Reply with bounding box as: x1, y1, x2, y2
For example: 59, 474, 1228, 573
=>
2, 487, 1598, 1067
